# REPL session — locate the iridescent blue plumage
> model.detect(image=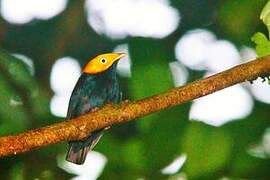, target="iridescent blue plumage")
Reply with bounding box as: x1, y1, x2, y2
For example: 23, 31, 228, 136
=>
66, 63, 121, 164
